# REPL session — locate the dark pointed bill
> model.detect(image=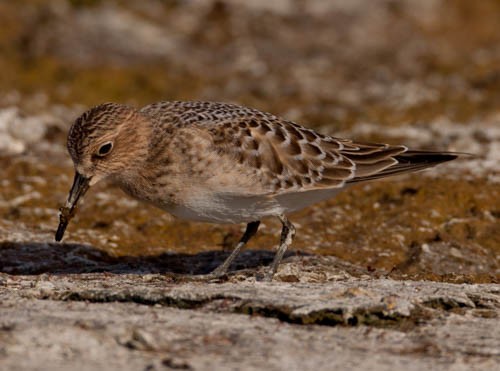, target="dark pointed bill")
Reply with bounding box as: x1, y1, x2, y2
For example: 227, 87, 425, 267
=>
55, 172, 90, 242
